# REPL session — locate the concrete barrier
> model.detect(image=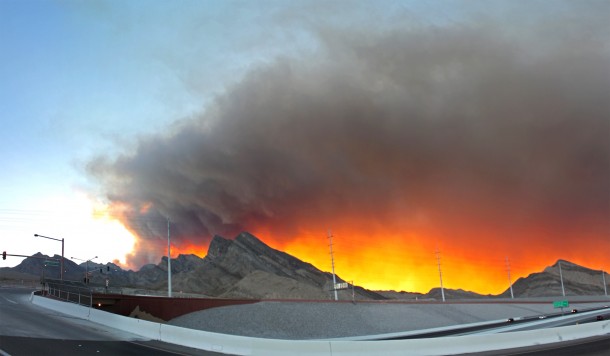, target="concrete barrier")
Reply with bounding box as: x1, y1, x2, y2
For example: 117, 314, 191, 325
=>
31, 294, 610, 356
31, 293, 90, 319
89, 307, 162, 340
327, 321, 610, 356
247, 339, 332, 356
160, 324, 255, 355
326, 318, 509, 341
160, 324, 336, 356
